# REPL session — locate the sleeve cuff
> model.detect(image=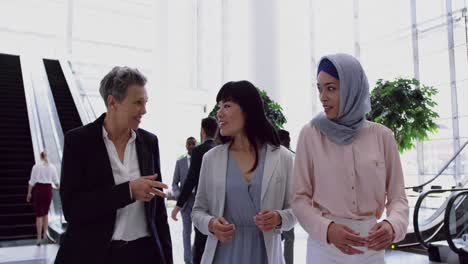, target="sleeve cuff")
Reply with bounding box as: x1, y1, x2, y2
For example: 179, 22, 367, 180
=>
128, 181, 133, 201
200, 215, 214, 236
320, 219, 333, 244
274, 210, 283, 230
384, 217, 404, 242
275, 209, 295, 231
